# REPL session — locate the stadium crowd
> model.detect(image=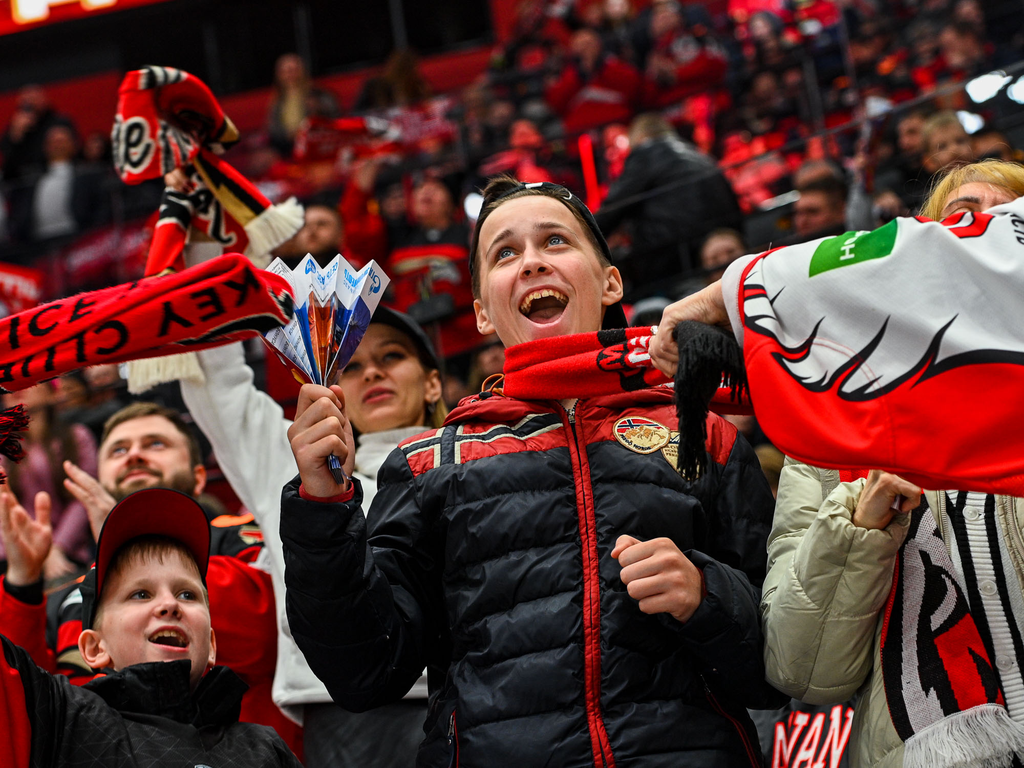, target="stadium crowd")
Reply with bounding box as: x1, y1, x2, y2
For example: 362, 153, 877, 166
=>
0, 0, 1023, 766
